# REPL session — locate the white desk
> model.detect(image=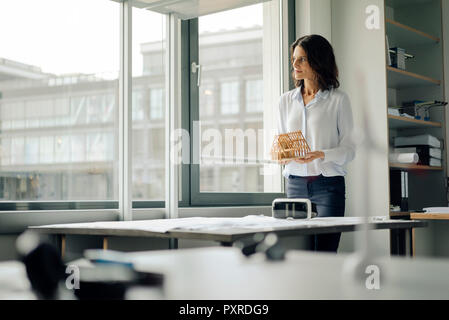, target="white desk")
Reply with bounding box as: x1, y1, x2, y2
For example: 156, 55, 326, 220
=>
30, 216, 426, 257
3, 246, 449, 300
77, 247, 449, 299
0, 261, 36, 300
